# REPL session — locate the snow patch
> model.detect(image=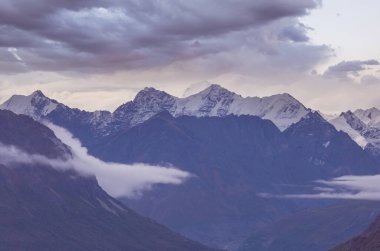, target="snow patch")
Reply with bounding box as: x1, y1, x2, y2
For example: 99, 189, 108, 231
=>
329, 116, 368, 148
323, 141, 330, 148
